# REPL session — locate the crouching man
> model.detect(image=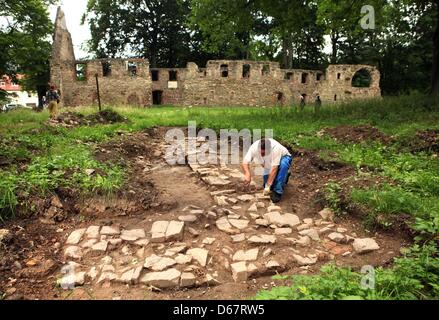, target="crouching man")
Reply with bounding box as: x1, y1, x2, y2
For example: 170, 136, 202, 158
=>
242, 138, 293, 203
